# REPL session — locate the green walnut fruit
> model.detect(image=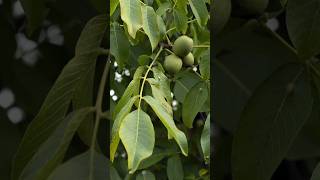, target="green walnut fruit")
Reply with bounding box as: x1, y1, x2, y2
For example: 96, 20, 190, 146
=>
212, 0, 231, 35
236, 0, 269, 15
164, 54, 182, 74
172, 35, 193, 57
183, 53, 194, 66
